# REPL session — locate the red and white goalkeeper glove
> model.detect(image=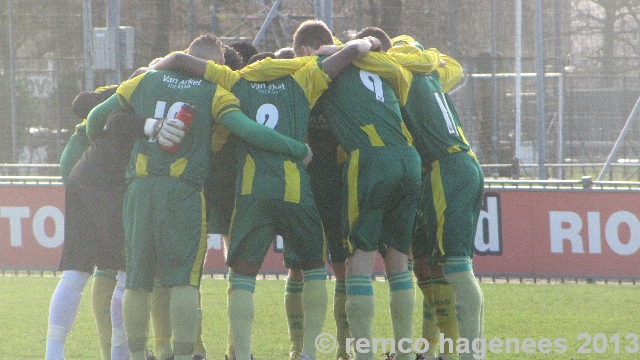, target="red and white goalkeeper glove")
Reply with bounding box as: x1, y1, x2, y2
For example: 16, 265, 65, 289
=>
143, 118, 186, 148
